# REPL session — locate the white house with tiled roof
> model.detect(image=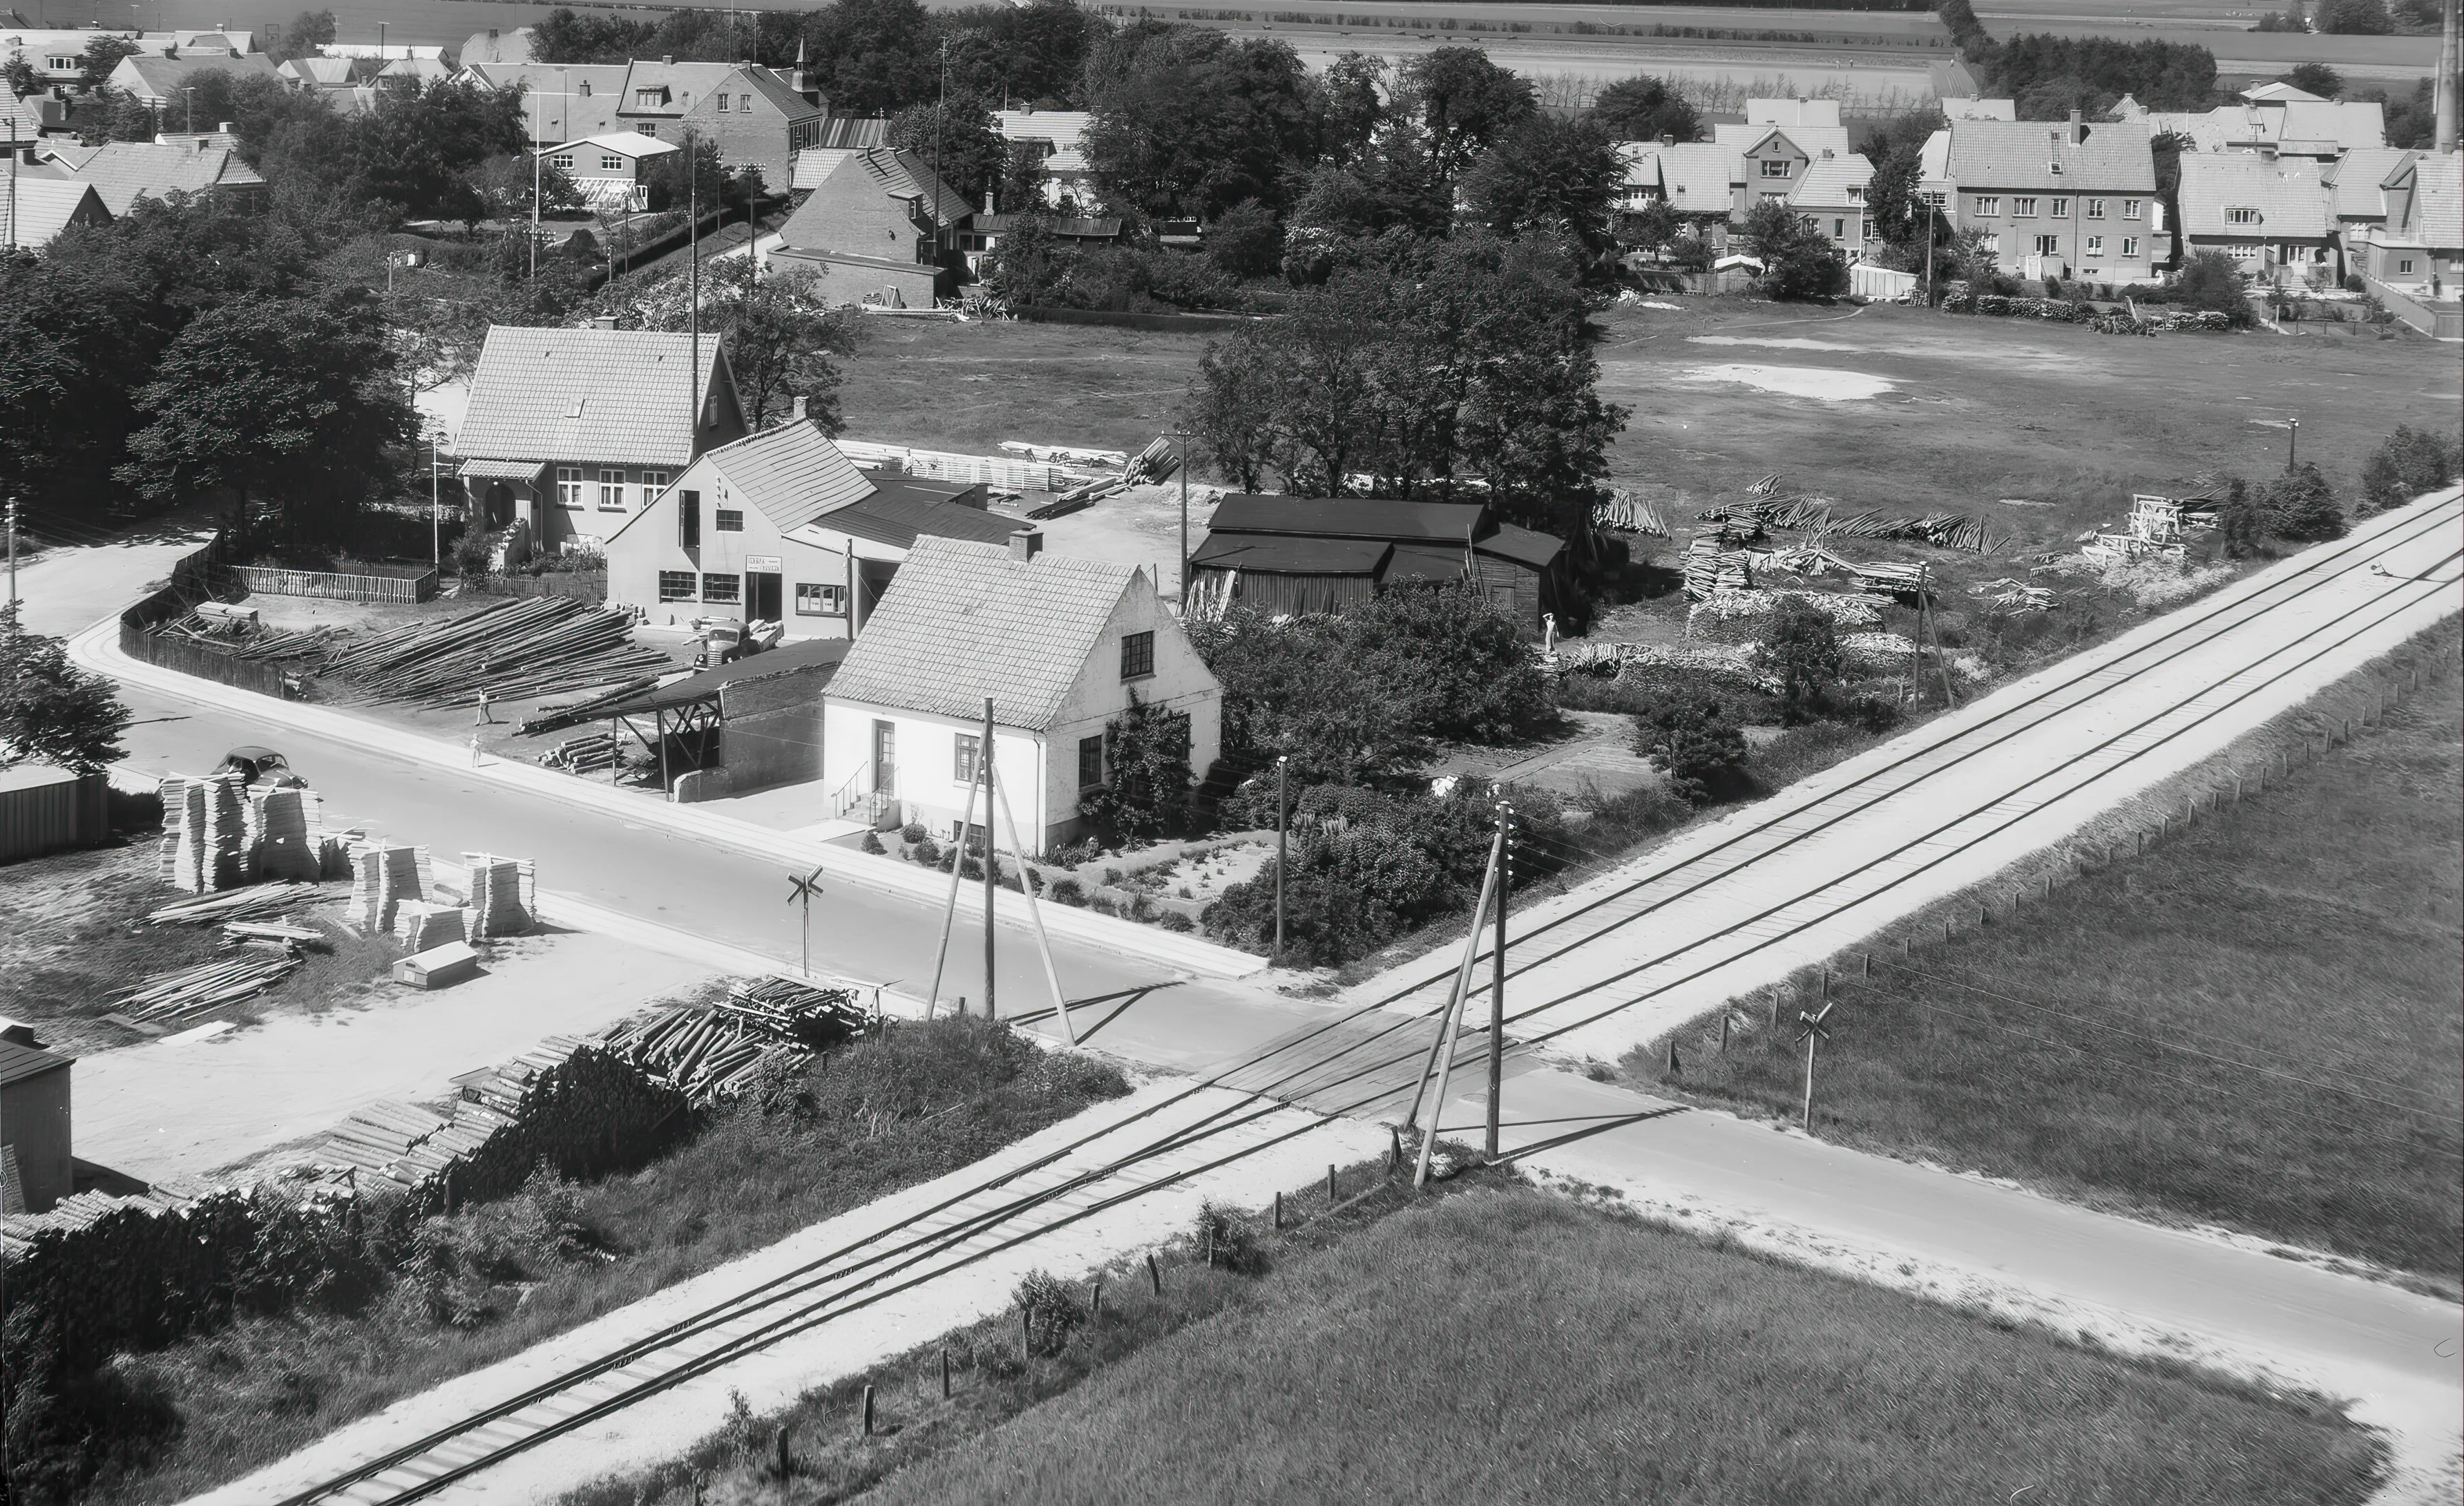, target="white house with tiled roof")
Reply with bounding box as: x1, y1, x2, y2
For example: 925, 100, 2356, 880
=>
23, 139, 267, 216
464, 59, 822, 192
602, 417, 1025, 635
455, 323, 747, 553
821, 536, 1221, 846
2175, 152, 2334, 280
1920, 114, 2159, 281
1618, 101, 1873, 259
2343, 150, 2462, 300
